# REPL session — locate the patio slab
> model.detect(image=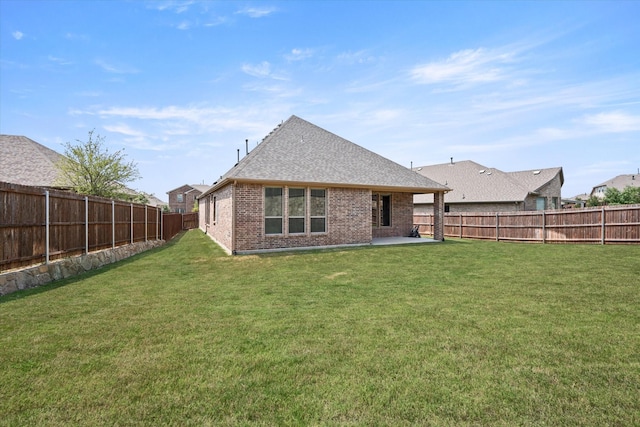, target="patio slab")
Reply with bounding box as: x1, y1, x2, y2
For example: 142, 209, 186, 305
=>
371, 237, 439, 246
